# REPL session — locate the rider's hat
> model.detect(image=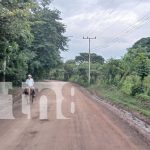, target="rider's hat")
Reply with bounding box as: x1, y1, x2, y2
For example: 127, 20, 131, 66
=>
28, 74, 32, 77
